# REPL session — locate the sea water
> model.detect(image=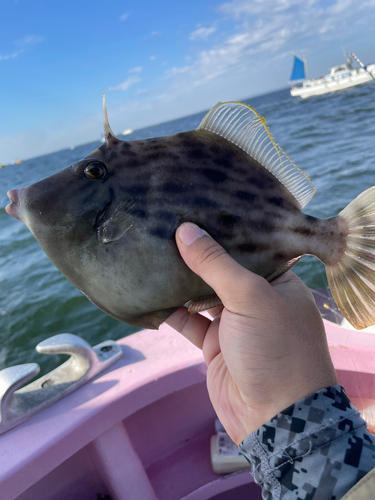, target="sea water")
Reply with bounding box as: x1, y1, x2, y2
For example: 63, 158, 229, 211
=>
1, 85, 374, 374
